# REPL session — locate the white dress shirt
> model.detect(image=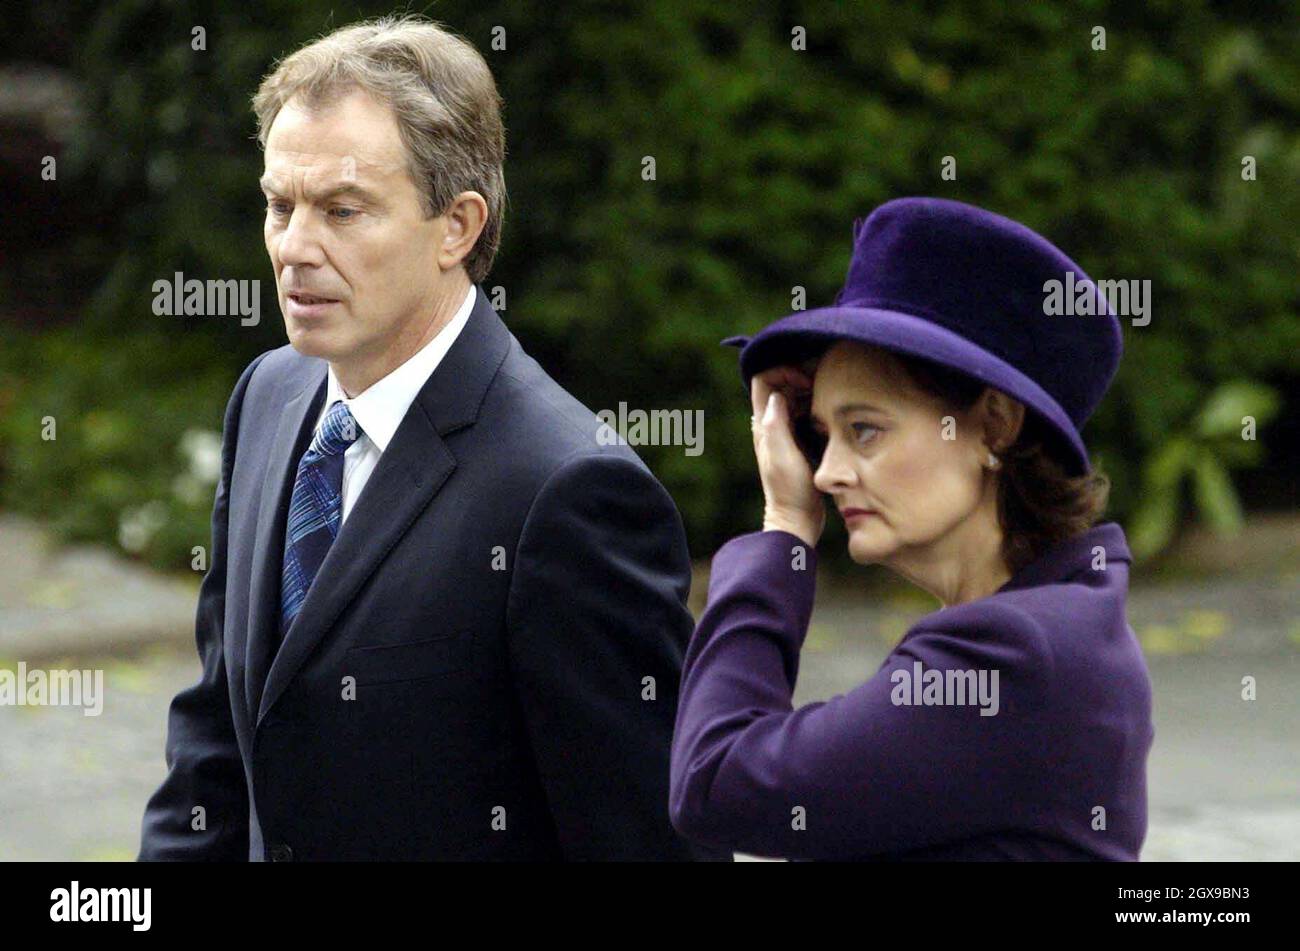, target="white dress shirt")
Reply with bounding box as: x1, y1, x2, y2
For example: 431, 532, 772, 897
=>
312, 283, 476, 522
